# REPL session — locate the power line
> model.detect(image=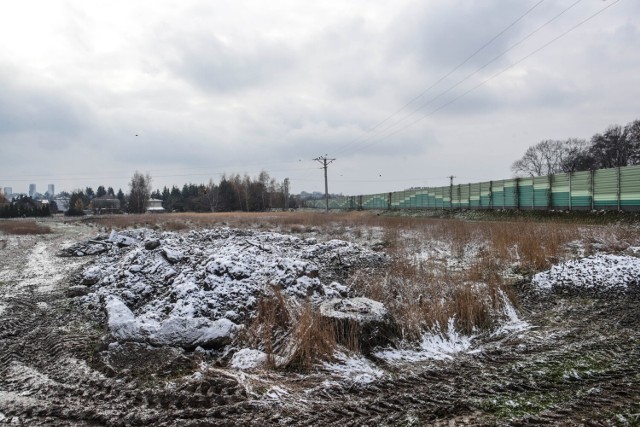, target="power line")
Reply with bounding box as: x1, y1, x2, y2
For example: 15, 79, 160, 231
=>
333, 0, 547, 156
340, 0, 620, 157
